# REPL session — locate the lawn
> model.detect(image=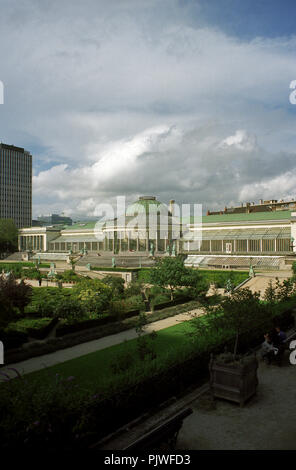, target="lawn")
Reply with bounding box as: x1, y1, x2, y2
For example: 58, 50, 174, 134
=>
22, 314, 224, 397
138, 267, 249, 288
7, 317, 52, 333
